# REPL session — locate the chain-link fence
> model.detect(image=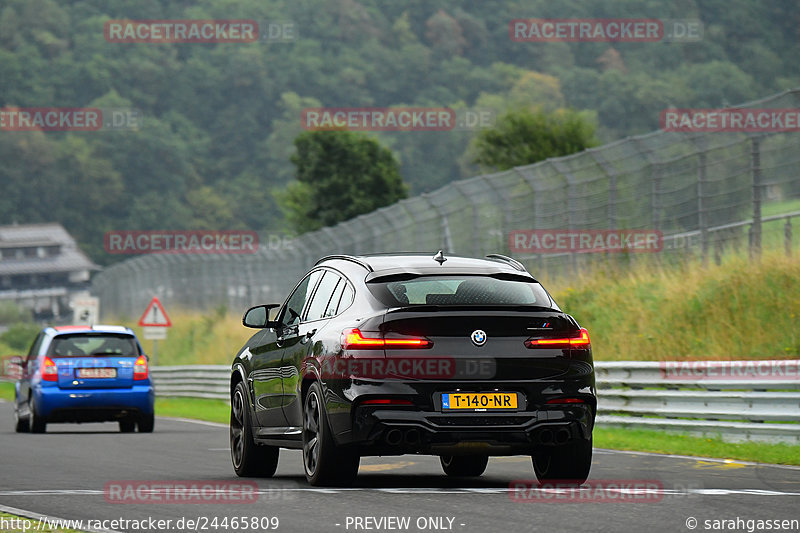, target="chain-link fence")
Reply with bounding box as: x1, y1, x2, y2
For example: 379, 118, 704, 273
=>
92, 88, 800, 318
